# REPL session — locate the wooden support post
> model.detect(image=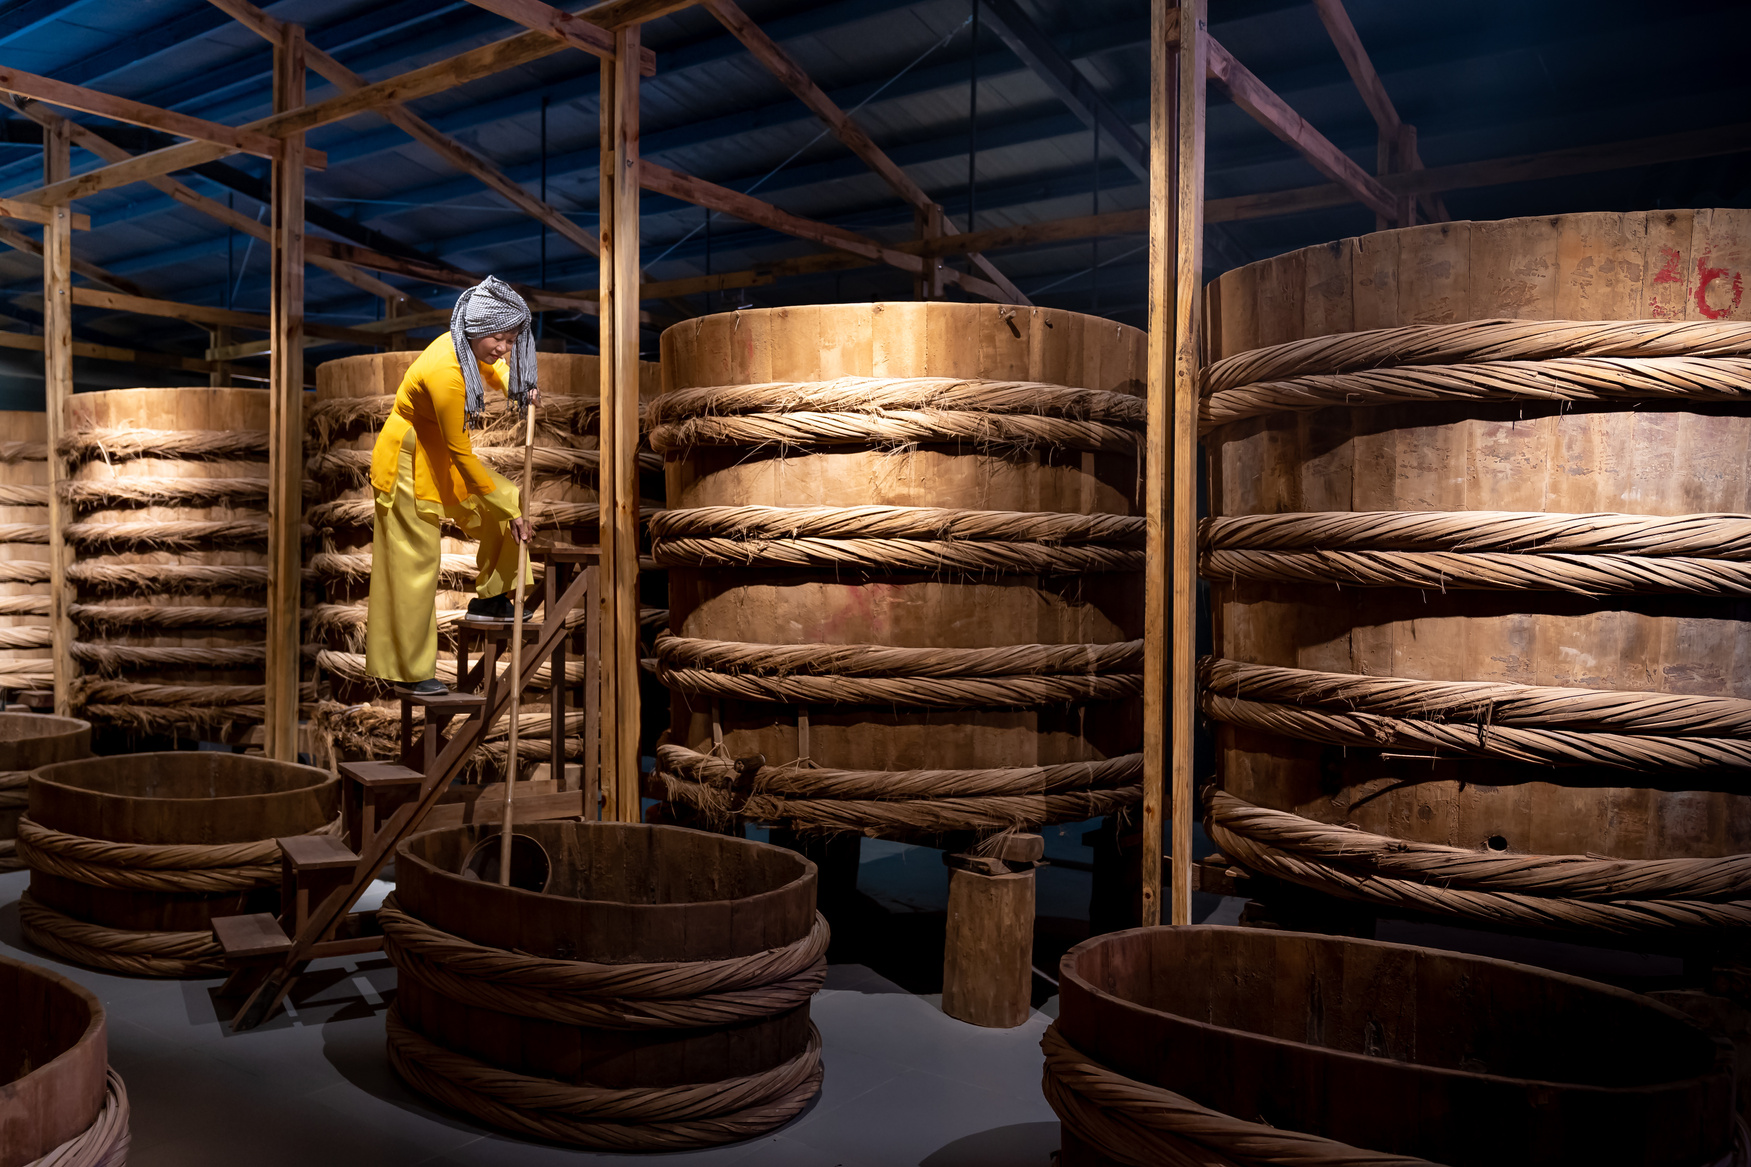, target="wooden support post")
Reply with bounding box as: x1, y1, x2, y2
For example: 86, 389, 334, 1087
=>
1143, 0, 1203, 929
41, 117, 72, 720
941, 834, 1042, 1029
914, 203, 945, 300
1168, 0, 1204, 928
208, 326, 232, 386
265, 26, 306, 761
598, 26, 643, 822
